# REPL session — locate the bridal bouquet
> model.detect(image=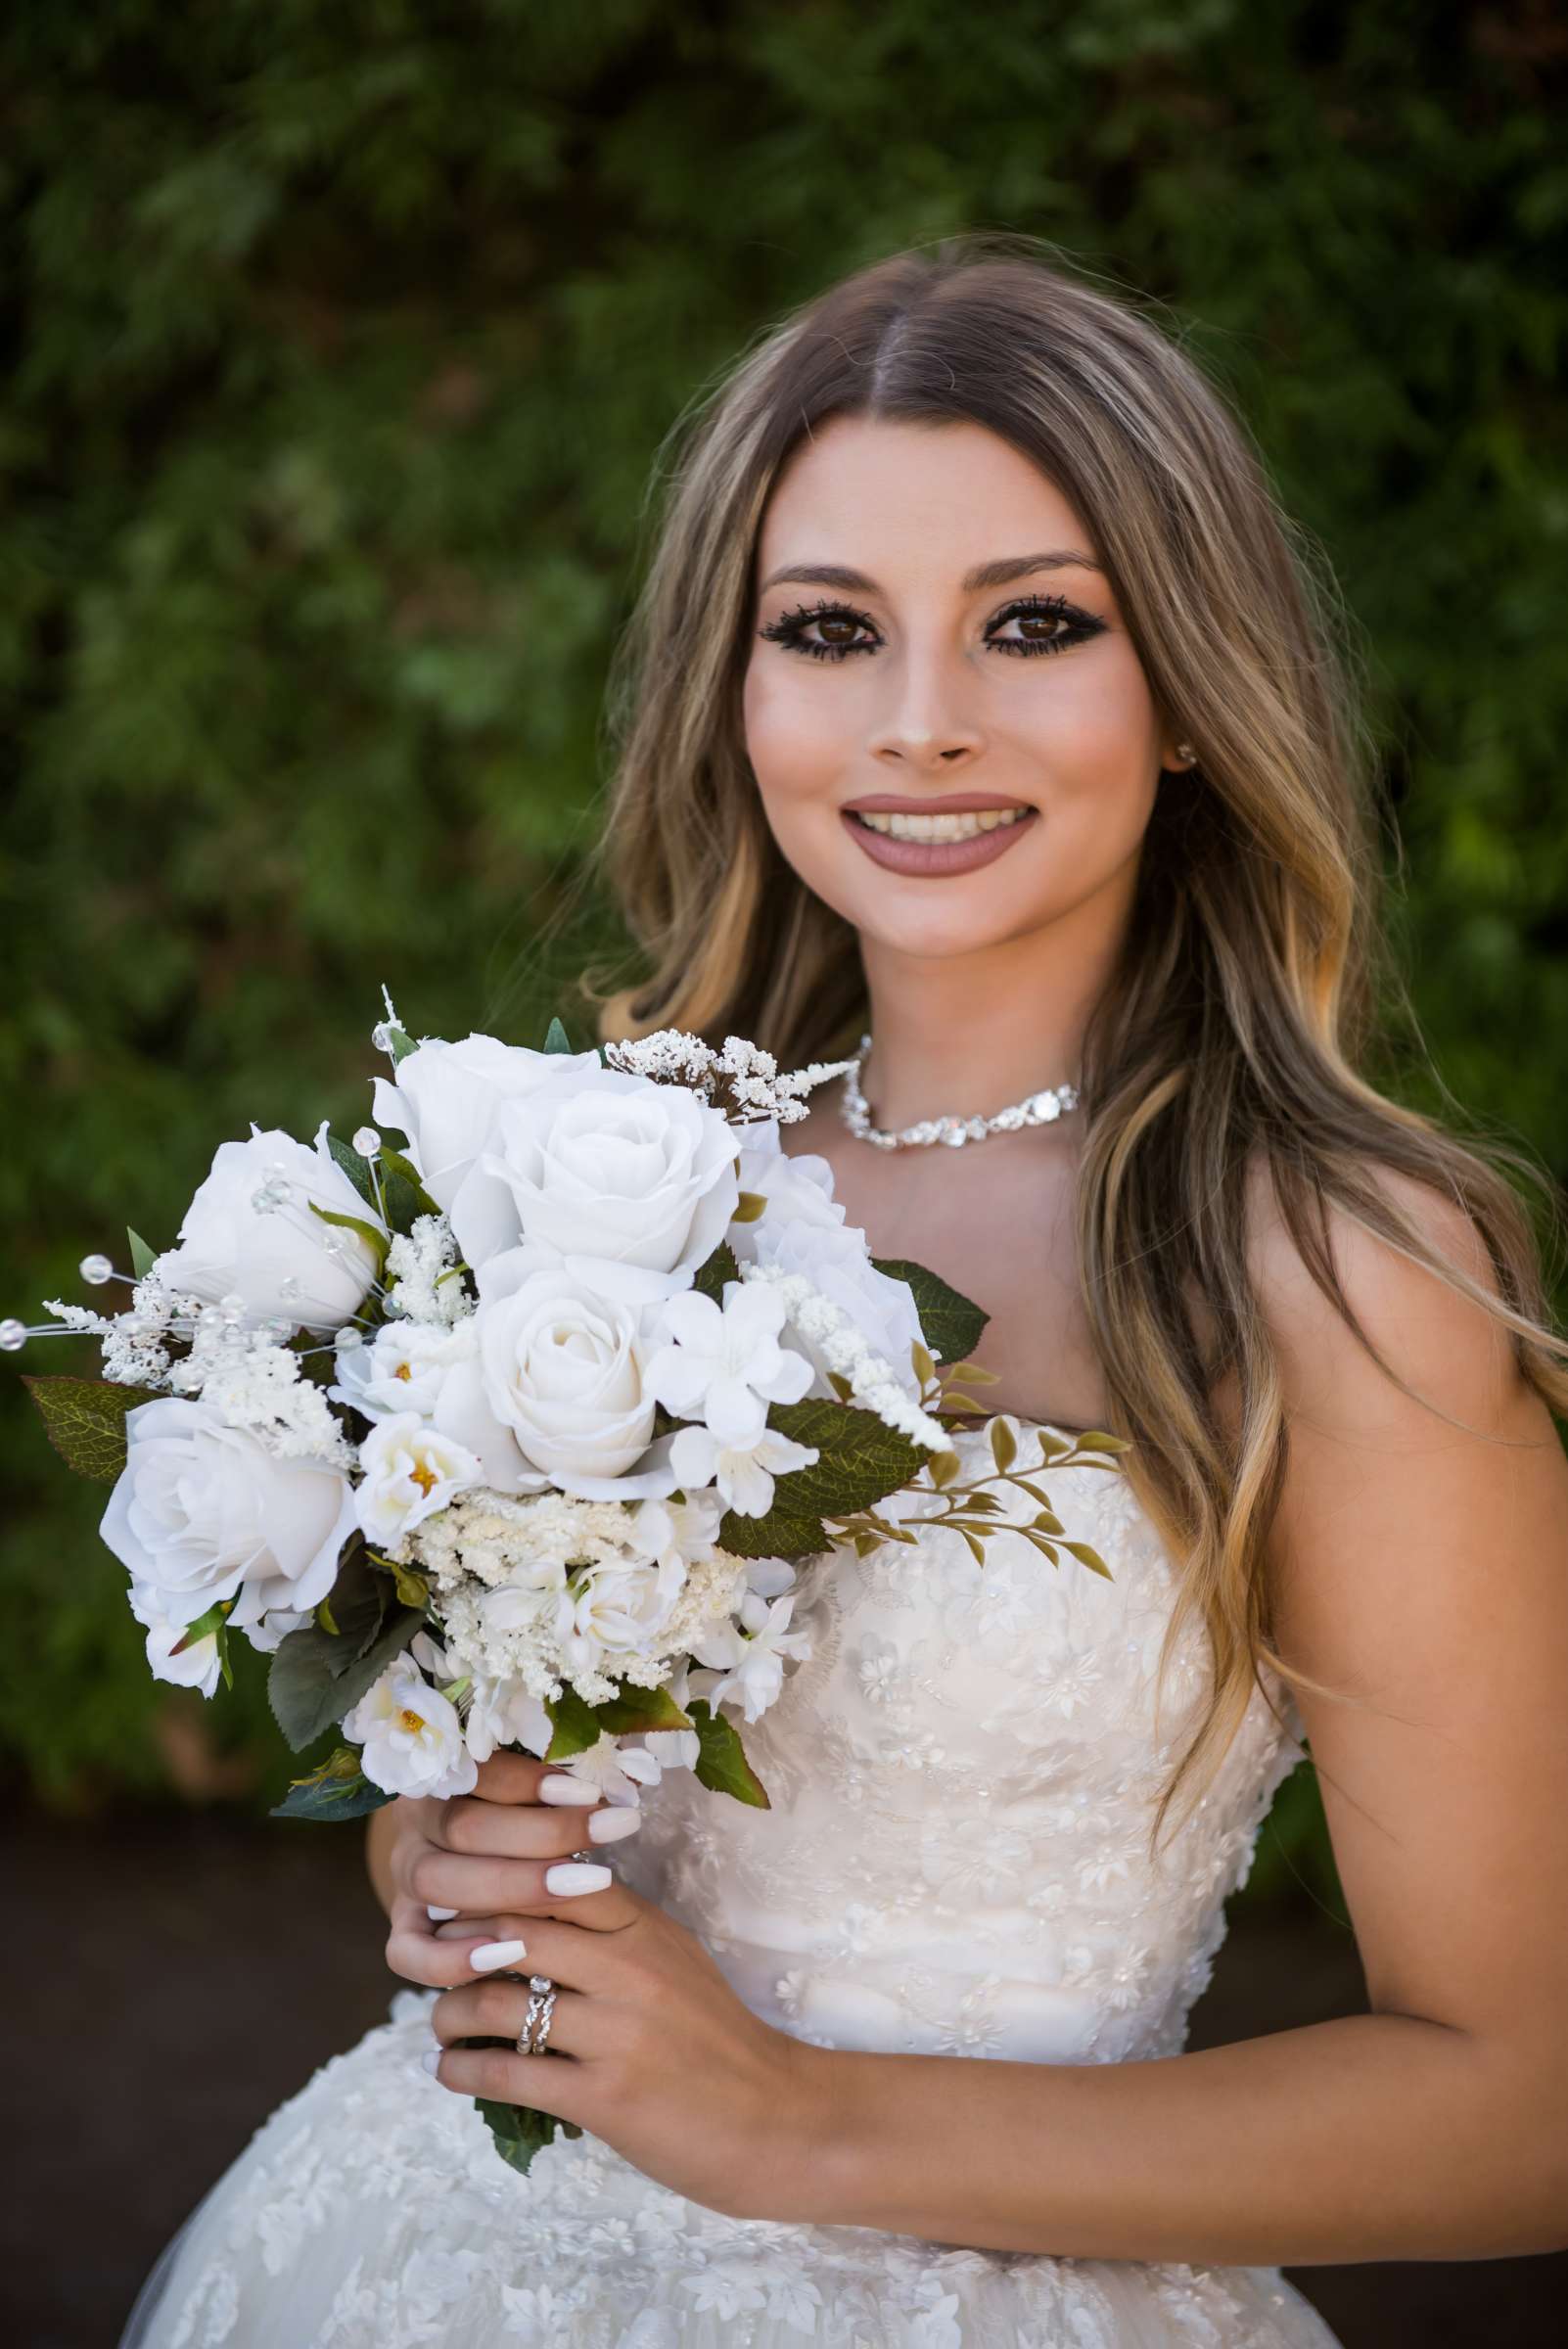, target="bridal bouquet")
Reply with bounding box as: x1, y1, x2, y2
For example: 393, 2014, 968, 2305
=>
10, 996, 1120, 2169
